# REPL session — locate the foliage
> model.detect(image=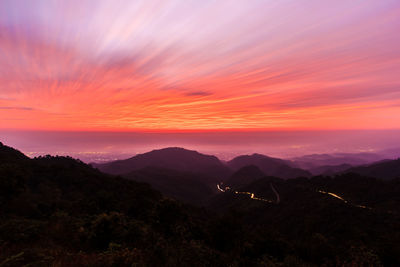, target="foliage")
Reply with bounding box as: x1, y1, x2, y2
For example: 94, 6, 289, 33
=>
0, 143, 399, 266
